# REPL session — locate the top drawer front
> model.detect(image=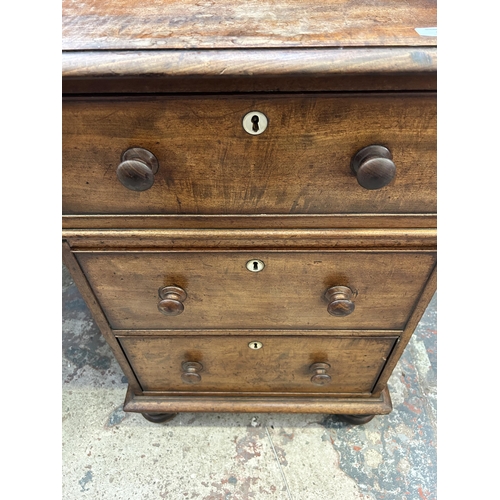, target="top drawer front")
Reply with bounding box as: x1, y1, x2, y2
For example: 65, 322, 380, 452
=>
62, 94, 436, 215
